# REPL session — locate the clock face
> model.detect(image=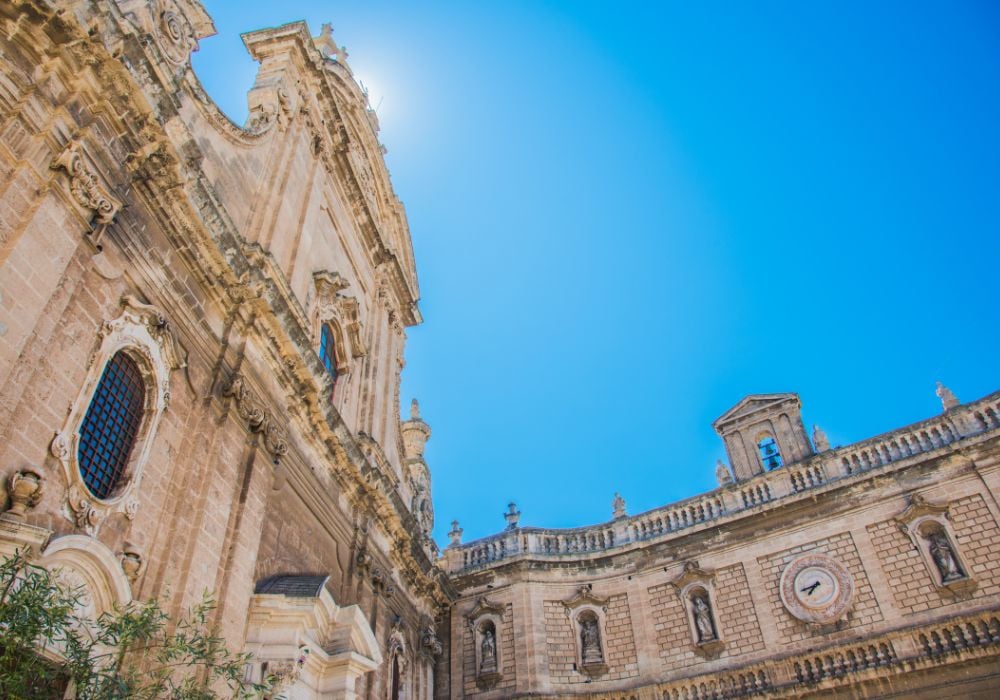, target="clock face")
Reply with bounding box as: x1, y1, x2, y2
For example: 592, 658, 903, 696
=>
793, 566, 839, 608
779, 553, 855, 624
